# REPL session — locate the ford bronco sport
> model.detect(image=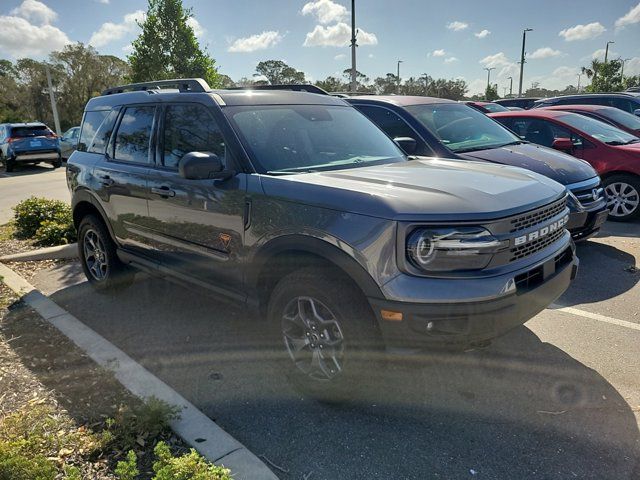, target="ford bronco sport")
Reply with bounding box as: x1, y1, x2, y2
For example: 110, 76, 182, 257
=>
67, 79, 578, 397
